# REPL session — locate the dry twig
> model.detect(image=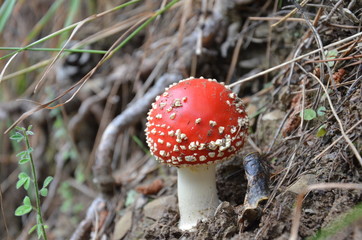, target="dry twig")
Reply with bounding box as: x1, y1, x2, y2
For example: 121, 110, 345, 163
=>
290, 183, 362, 240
